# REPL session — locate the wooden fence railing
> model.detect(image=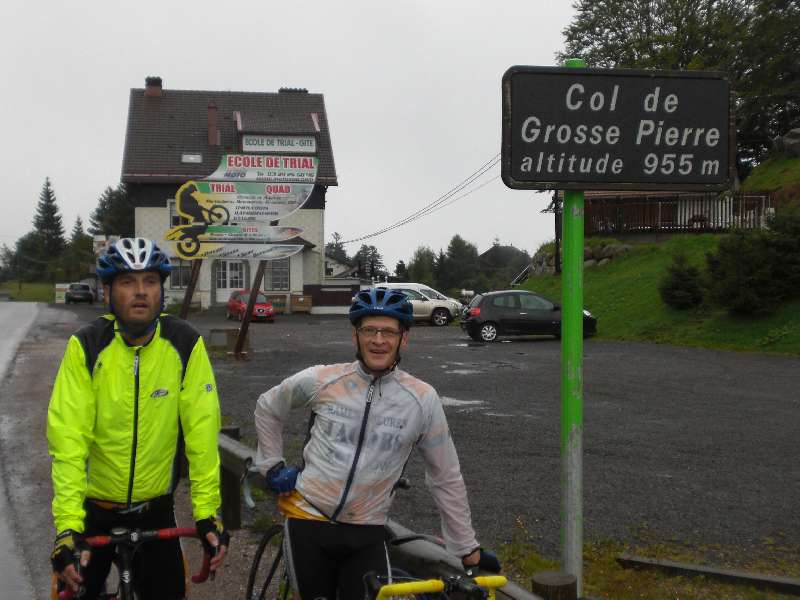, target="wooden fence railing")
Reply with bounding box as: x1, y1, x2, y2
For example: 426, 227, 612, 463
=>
585, 193, 772, 235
